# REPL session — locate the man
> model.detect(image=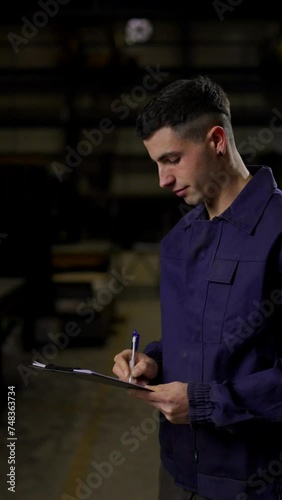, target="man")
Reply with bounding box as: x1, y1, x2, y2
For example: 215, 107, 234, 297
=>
112, 75, 282, 499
